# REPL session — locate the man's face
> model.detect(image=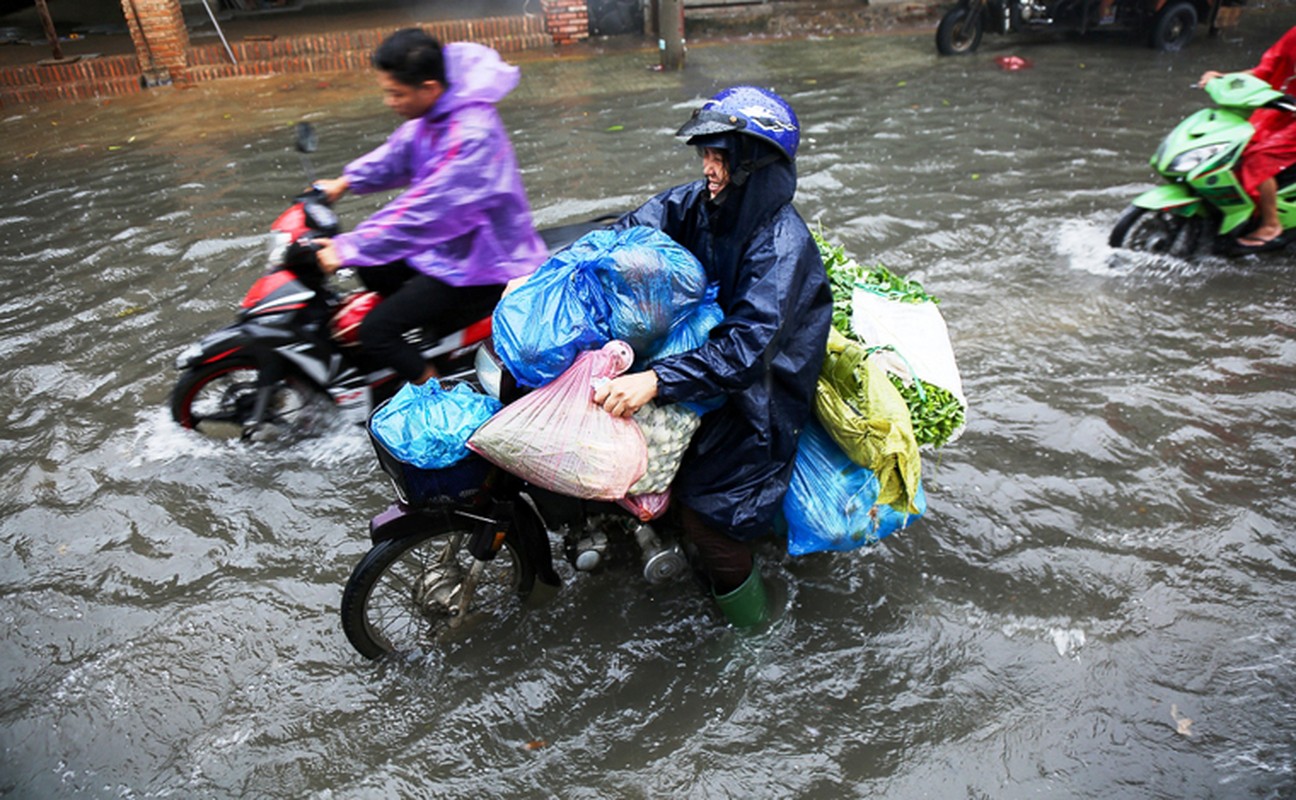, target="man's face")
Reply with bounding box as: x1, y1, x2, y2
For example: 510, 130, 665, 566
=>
701, 147, 730, 199
378, 71, 444, 120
